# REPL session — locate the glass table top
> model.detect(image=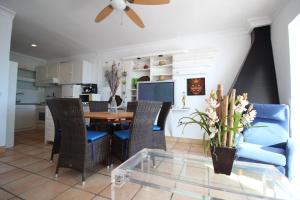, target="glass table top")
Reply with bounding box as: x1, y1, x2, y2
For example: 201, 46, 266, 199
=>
111, 149, 297, 200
